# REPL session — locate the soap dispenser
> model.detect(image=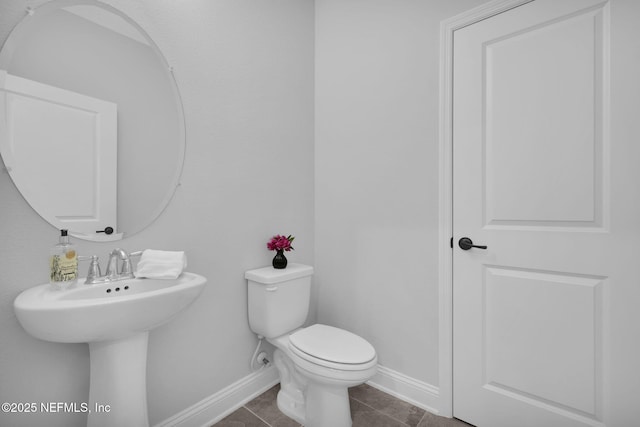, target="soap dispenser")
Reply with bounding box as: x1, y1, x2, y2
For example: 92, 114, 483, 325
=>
50, 229, 78, 290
